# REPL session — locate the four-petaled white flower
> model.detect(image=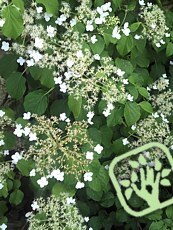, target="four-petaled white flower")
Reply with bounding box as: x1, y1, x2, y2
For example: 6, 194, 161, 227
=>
34, 37, 44, 49
0, 223, 7, 230
31, 201, 39, 210
50, 169, 64, 181
87, 111, 94, 125
93, 54, 100, 60
0, 140, 5, 146
66, 59, 74, 68
66, 197, 75, 205
36, 6, 43, 14
122, 138, 129, 145
91, 35, 98, 44
127, 94, 133, 101
70, 18, 77, 27
116, 68, 125, 77
44, 12, 52, 22
122, 22, 130, 36
54, 76, 62, 85
29, 132, 37, 141
37, 176, 48, 188
3, 150, 9, 156
86, 20, 94, 31
112, 26, 121, 39
86, 151, 94, 160
1, 41, 9, 51
17, 57, 25, 66
23, 112, 31, 120
0, 183, 4, 190
47, 25, 56, 37
59, 113, 67, 121
94, 144, 103, 154
0, 19, 5, 27
75, 181, 85, 189
11, 152, 22, 164
84, 172, 93, 182
13, 124, 23, 137
84, 217, 89, 222
30, 169, 36, 177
